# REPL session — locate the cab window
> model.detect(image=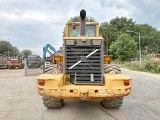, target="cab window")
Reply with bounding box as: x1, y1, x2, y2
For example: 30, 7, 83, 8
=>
69, 25, 96, 37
